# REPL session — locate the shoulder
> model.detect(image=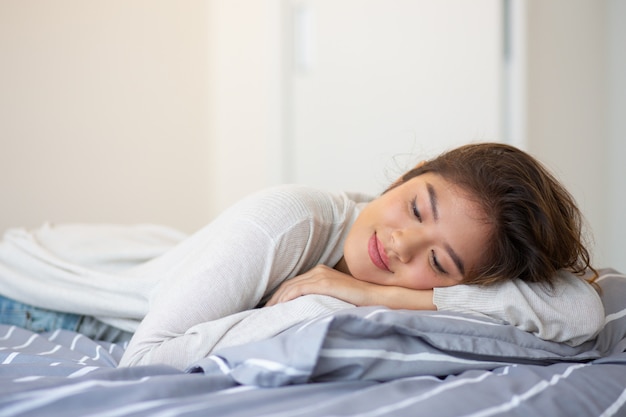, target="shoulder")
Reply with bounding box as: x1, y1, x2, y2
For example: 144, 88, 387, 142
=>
219, 185, 365, 242
233, 185, 363, 223
229, 185, 366, 270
